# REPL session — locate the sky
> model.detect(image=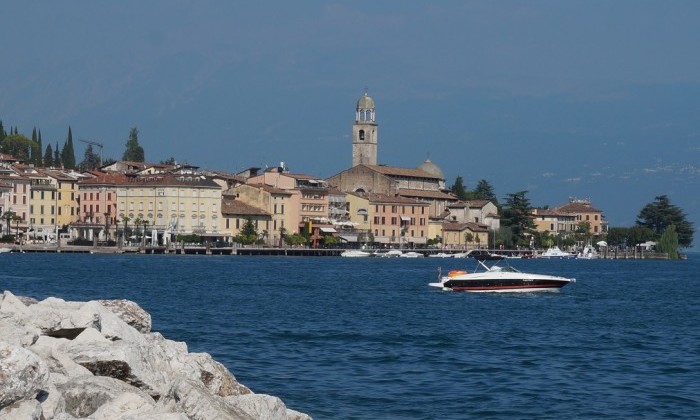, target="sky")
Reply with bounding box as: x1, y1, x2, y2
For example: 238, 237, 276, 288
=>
1, 1, 699, 249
